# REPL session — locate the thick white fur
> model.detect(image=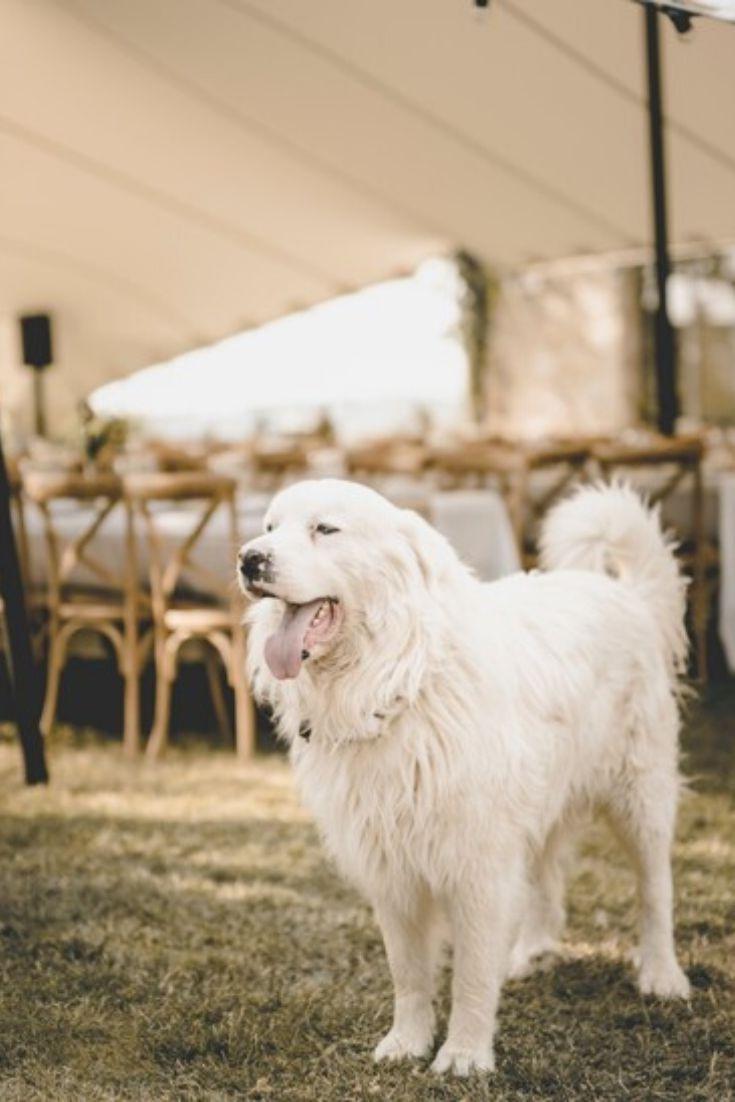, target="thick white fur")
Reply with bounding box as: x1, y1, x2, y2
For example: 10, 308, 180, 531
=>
243, 479, 690, 1077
